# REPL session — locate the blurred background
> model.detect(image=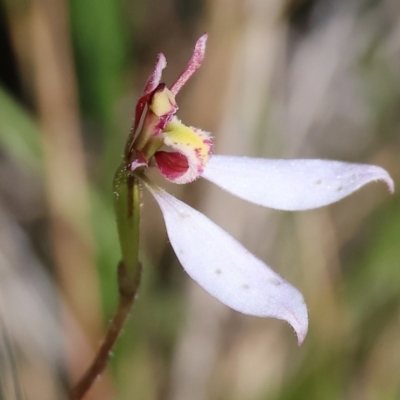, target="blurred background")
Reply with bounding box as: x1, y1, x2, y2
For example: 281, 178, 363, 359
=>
0, 0, 400, 399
